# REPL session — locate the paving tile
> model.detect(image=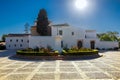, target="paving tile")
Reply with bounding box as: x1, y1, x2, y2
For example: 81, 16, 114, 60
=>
77, 64, 93, 68
100, 68, 120, 71
60, 64, 74, 68
23, 64, 38, 68
79, 67, 100, 72
60, 62, 72, 65
44, 62, 56, 65
0, 73, 6, 77
85, 72, 112, 79
4, 74, 28, 80
41, 65, 56, 68
92, 63, 111, 68
31, 73, 55, 80
38, 68, 55, 72
60, 68, 77, 72
108, 72, 120, 79
0, 69, 14, 74
15, 68, 34, 73
60, 73, 82, 79
5, 65, 21, 68
0, 50, 120, 80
